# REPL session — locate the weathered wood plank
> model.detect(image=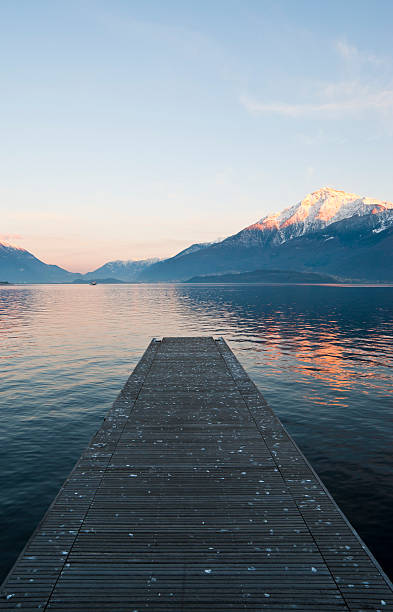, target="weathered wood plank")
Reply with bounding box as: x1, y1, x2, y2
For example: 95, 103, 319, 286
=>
1, 337, 392, 610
